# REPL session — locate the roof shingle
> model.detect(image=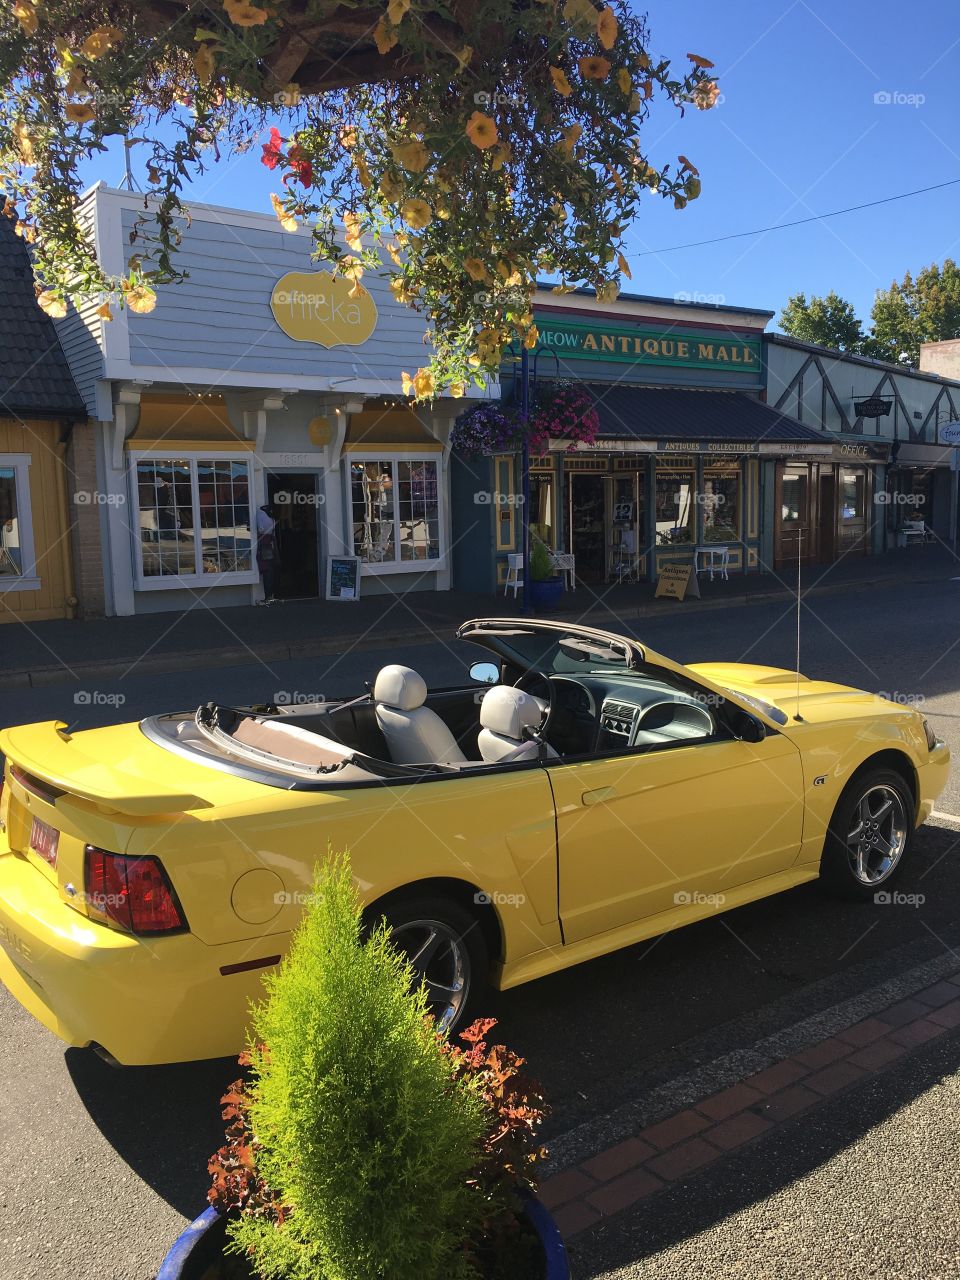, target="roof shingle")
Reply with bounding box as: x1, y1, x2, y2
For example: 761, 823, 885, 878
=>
0, 218, 86, 418
589, 386, 826, 443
